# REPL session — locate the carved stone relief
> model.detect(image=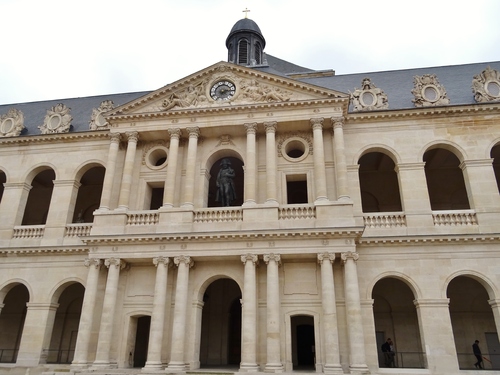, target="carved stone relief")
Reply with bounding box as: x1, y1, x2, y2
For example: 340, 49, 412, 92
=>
472, 66, 500, 103
89, 100, 115, 130
411, 74, 450, 107
238, 78, 292, 103
350, 78, 388, 111
161, 80, 209, 110
0, 108, 25, 137
39, 103, 72, 134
